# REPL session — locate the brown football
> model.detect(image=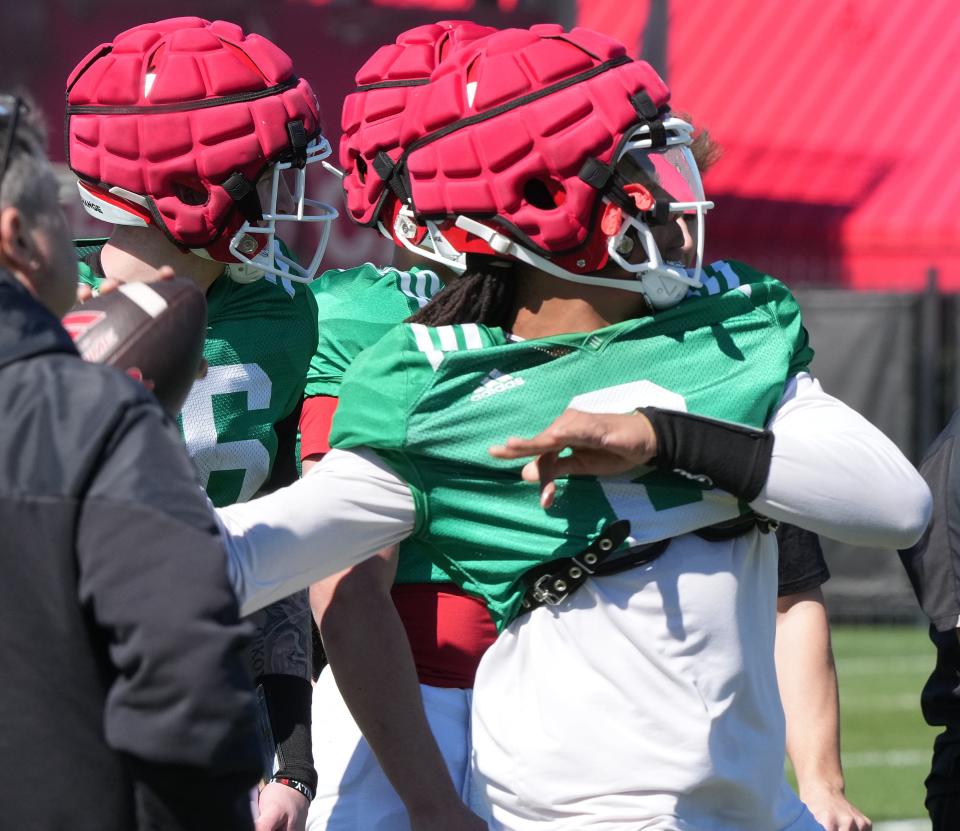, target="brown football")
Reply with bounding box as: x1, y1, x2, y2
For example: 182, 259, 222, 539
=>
63, 278, 207, 415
